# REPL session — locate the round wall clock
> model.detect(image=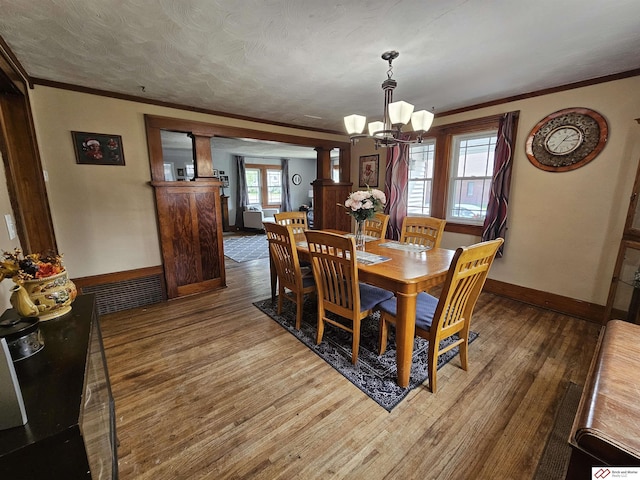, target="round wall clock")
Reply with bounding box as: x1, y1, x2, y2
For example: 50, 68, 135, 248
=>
292, 173, 302, 185
525, 107, 608, 172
